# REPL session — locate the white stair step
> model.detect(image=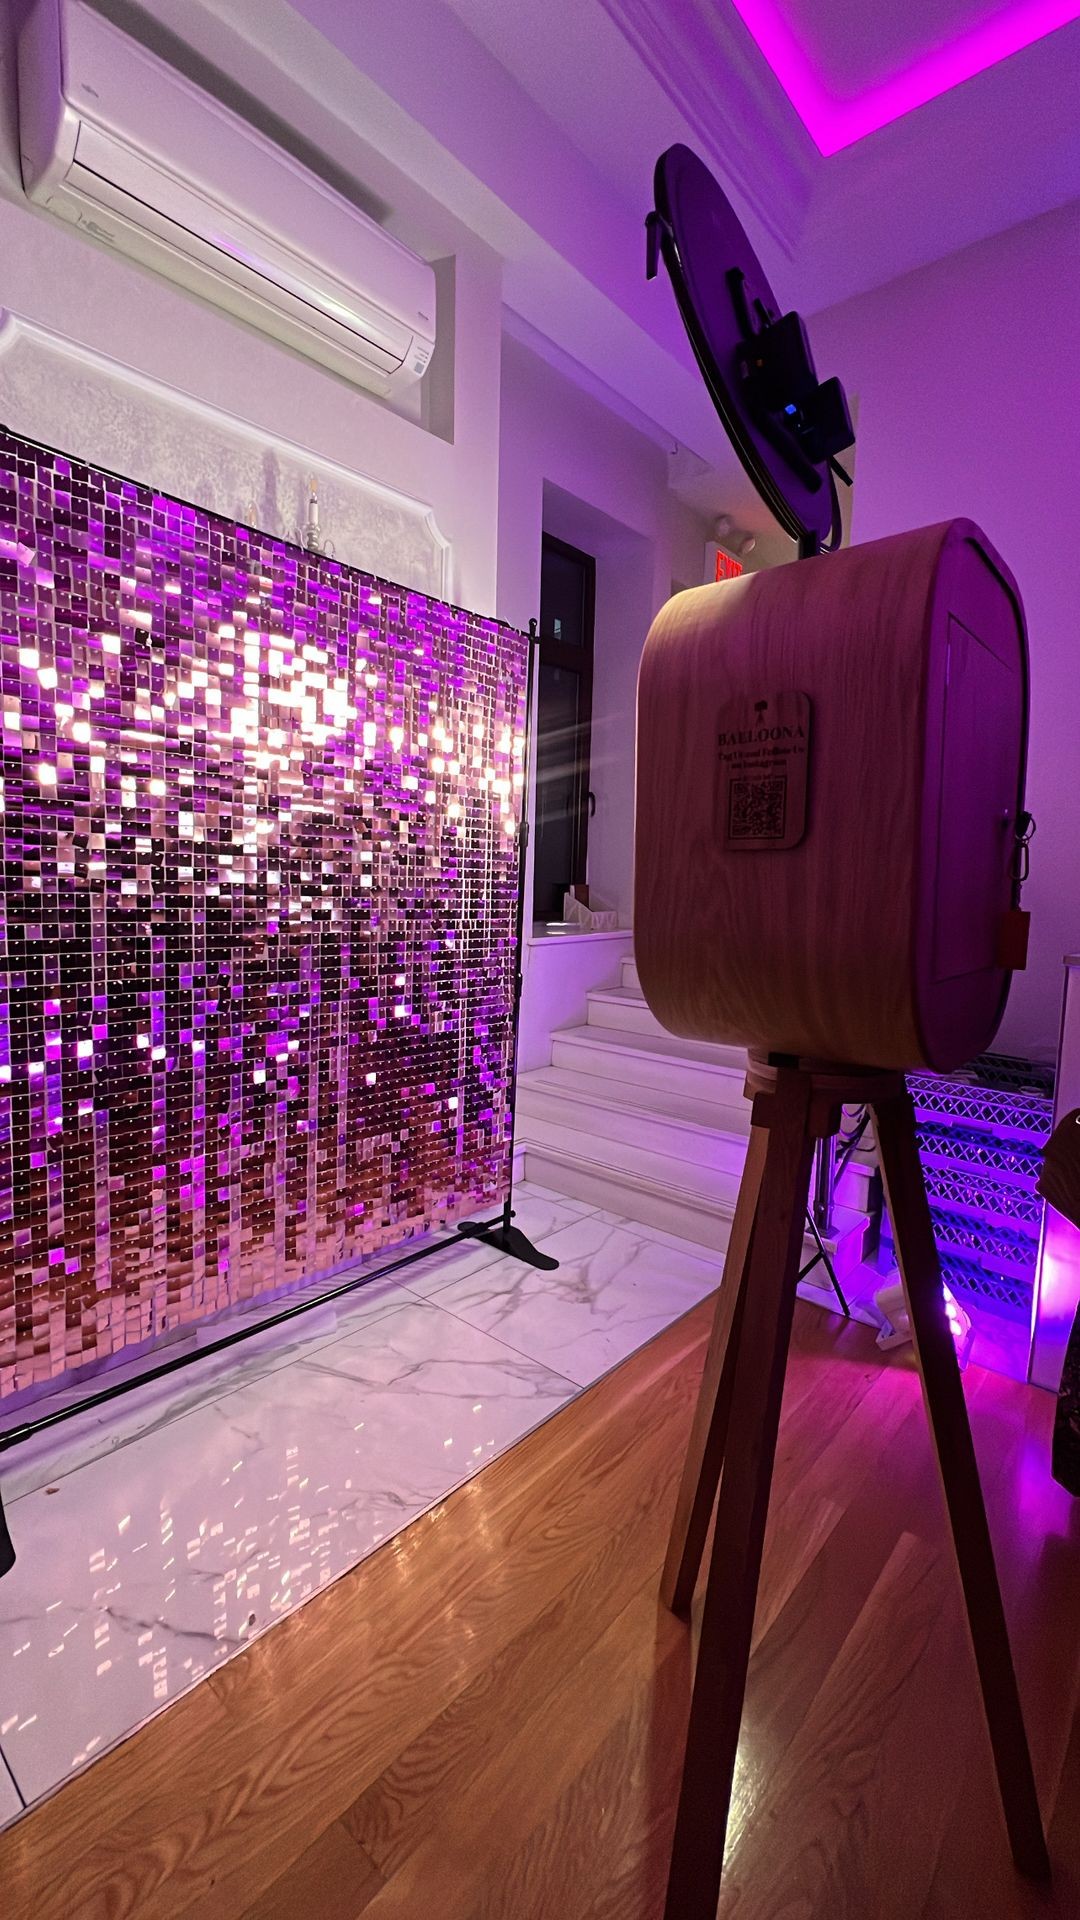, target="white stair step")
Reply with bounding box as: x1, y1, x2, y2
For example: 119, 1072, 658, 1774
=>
586, 985, 685, 1040
523, 1142, 737, 1254
554, 1018, 748, 1077
520, 1063, 751, 1139
520, 1114, 745, 1196
529, 950, 875, 1309
517, 1066, 875, 1208
551, 1021, 748, 1106
520, 1137, 870, 1277
519, 1077, 749, 1175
